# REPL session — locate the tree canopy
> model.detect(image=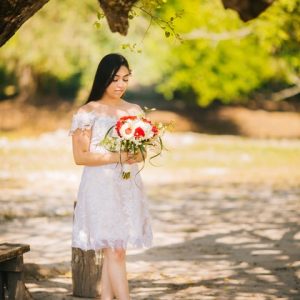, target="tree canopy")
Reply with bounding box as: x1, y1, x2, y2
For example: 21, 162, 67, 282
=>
153, 0, 300, 106
0, 0, 274, 47
0, 0, 299, 106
